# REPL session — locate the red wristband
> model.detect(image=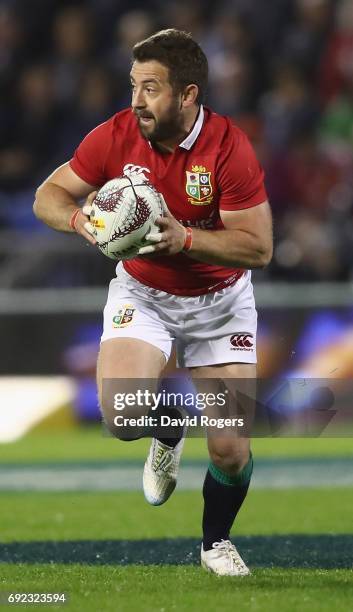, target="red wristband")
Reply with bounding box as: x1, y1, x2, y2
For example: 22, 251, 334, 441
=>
183, 227, 193, 252
69, 209, 80, 232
